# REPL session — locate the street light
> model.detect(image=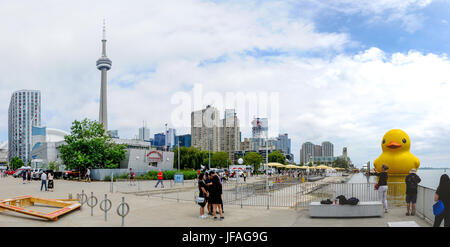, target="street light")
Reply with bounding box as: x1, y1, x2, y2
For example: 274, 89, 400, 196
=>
177, 140, 180, 171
